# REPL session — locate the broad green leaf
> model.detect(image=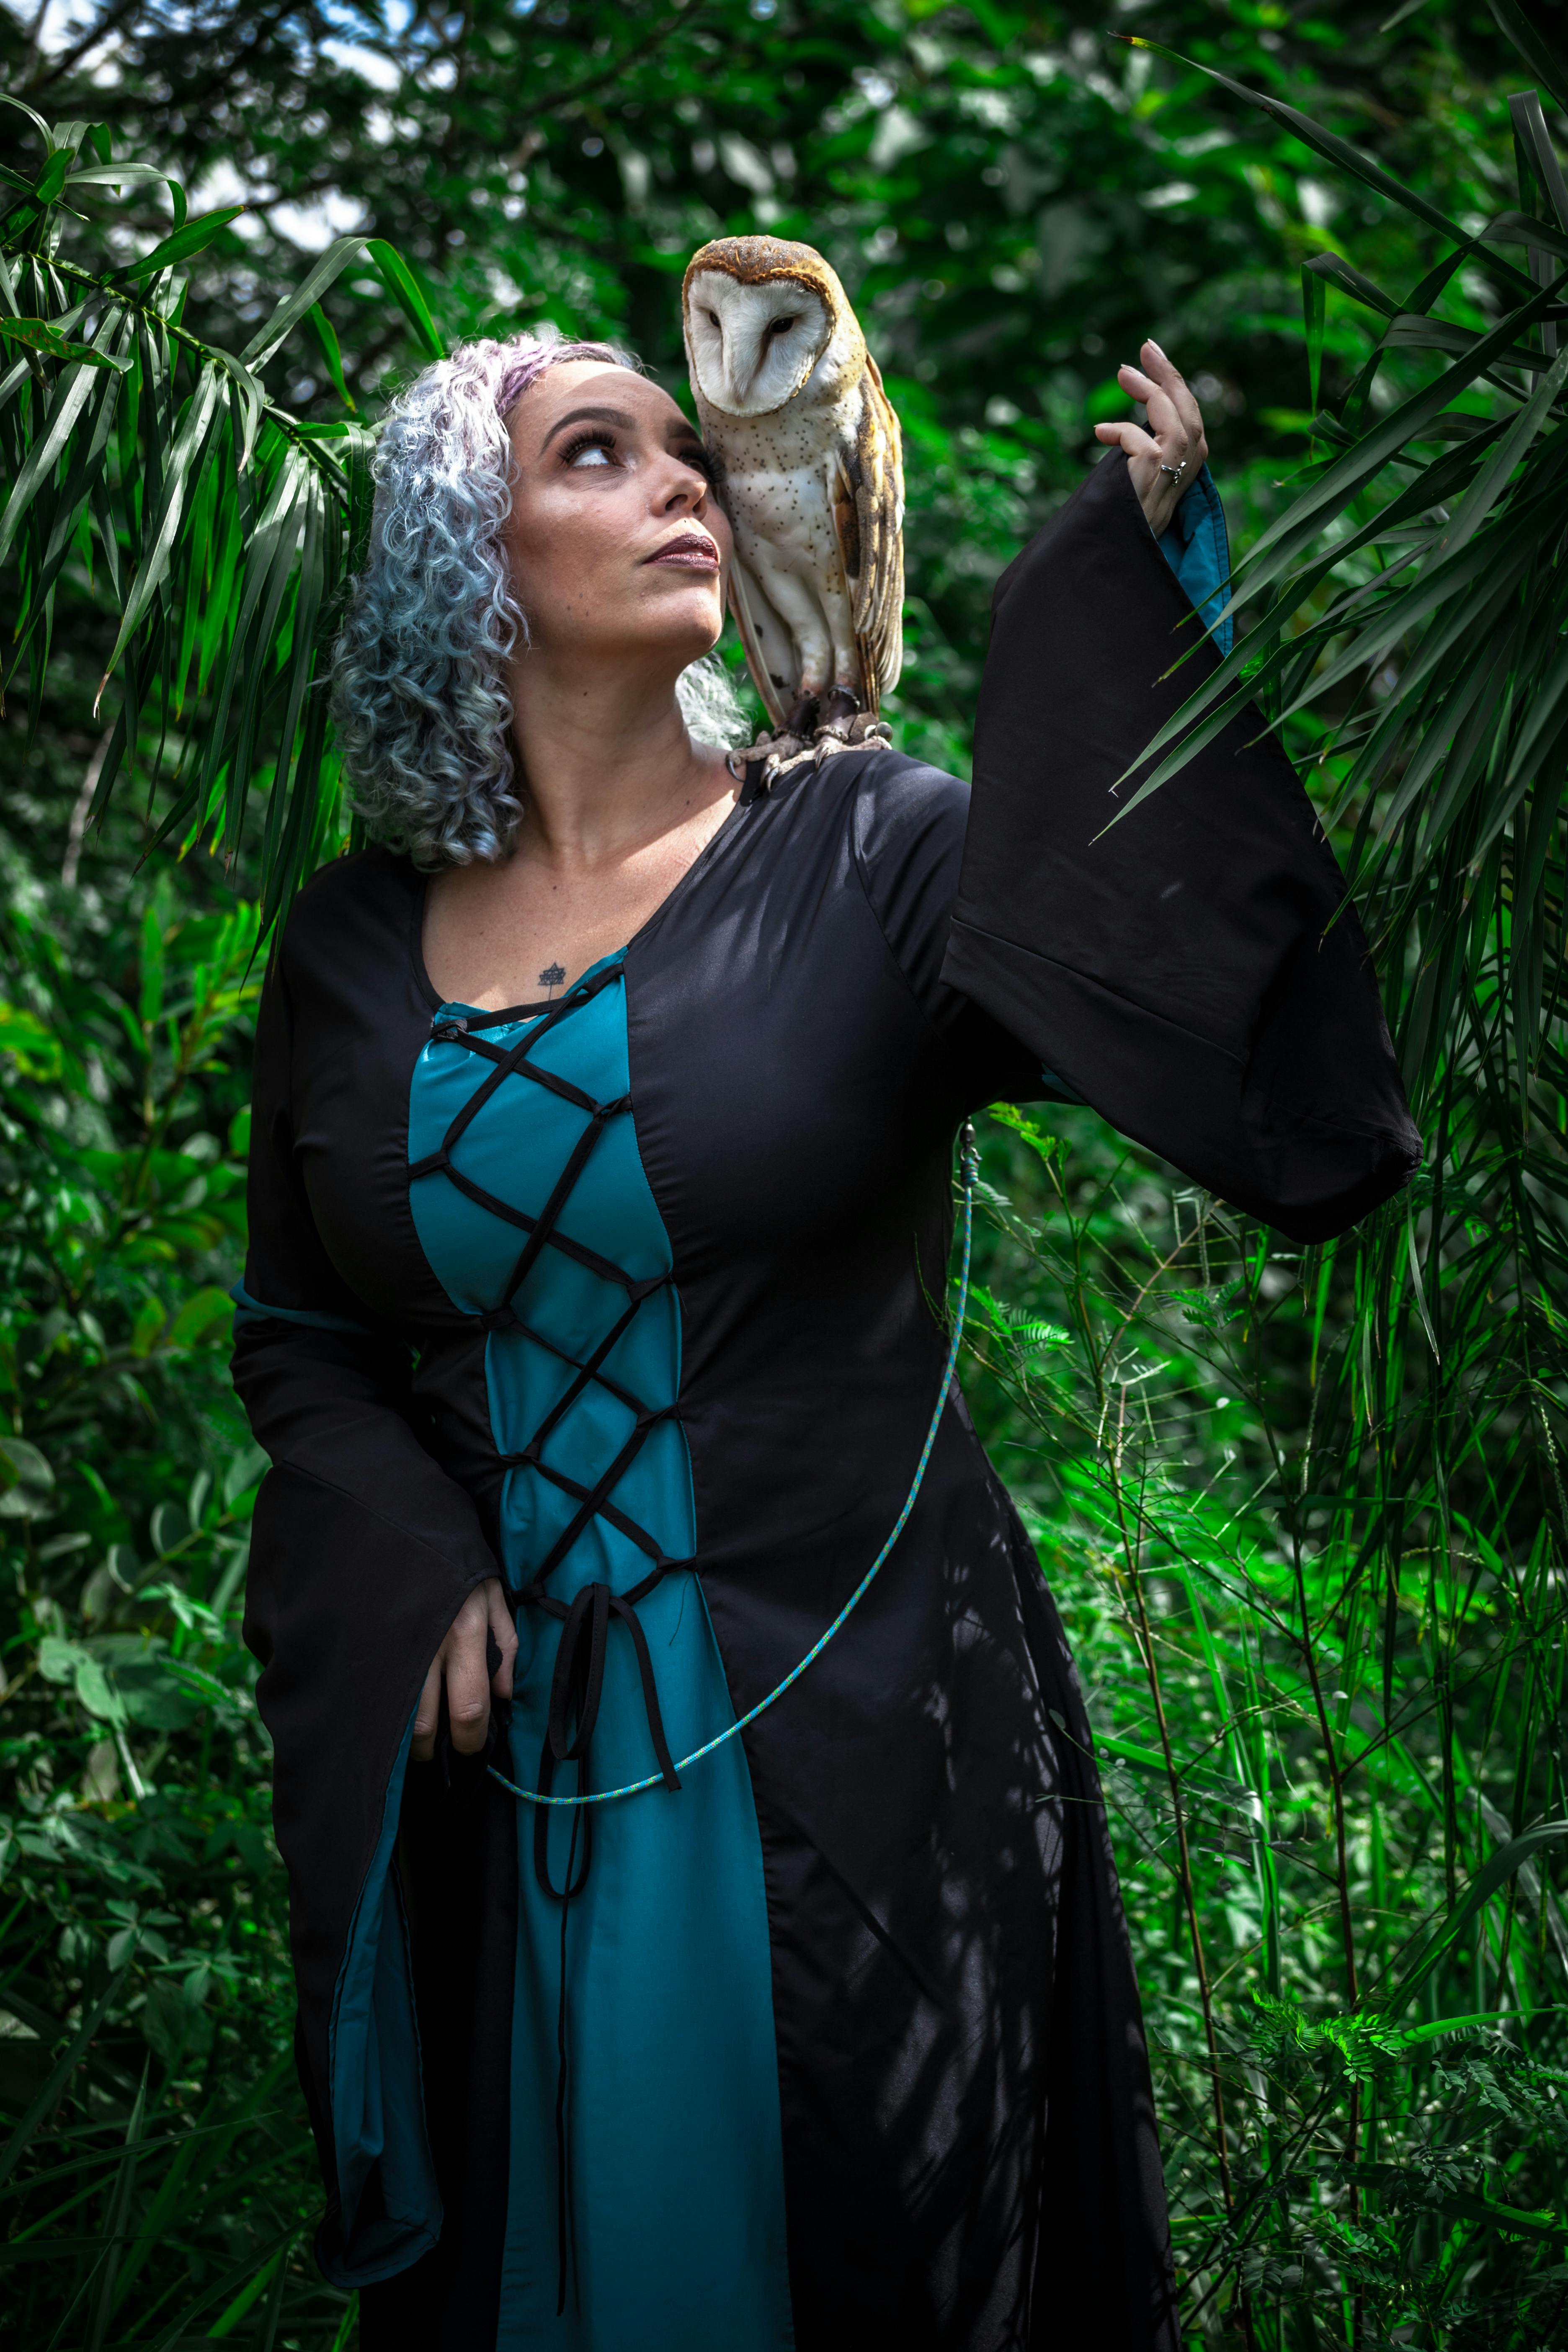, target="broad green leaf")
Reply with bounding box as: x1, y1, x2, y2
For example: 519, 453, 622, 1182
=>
222, 1442, 270, 1508
0, 1434, 53, 1490
167, 1284, 236, 1348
